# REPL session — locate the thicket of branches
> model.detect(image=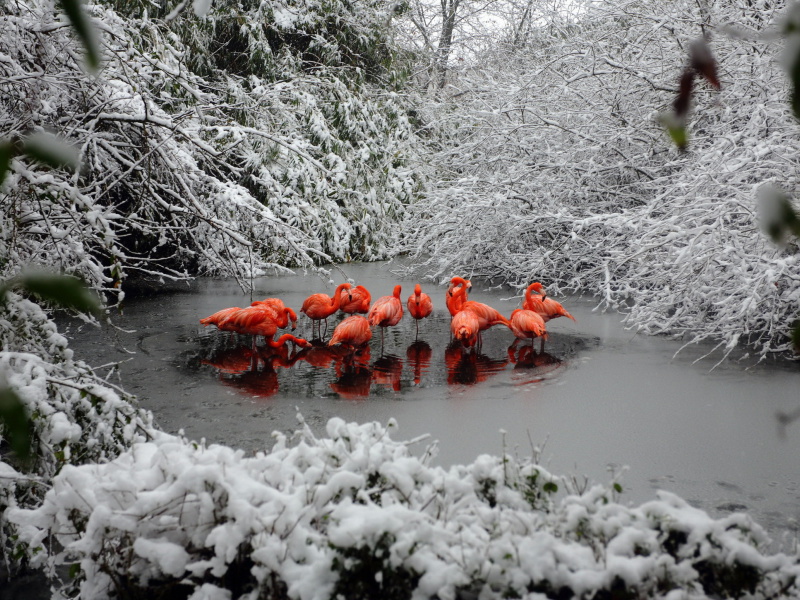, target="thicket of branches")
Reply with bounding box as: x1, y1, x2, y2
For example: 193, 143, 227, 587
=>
1, 0, 417, 300
397, 0, 800, 360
